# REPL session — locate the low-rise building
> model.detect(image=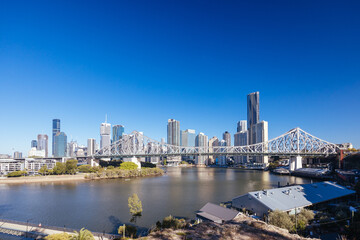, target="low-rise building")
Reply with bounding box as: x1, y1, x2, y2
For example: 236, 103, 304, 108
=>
232, 181, 355, 218
196, 202, 240, 223
0, 158, 57, 175
0, 159, 25, 175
